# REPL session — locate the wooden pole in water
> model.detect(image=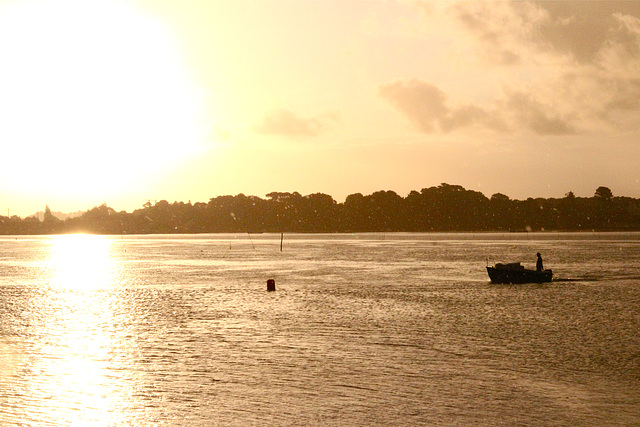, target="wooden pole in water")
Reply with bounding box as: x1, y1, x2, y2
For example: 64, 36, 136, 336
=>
280, 232, 283, 252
